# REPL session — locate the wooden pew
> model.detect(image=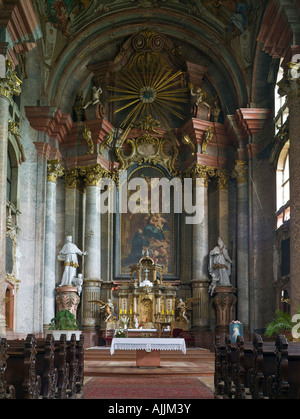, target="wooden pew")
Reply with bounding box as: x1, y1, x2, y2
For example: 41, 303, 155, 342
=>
232, 336, 254, 399
36, 334, 58, 399
53, 334, 69, 399
75, 334, 84, 397
222, 336, 237, 399
247, 334, 276, 399
268, 335, 300, 399
6, 334, 41, 399
0, 338, 16, 399
214, 335, 226, 398
66, 334, 78, 399
53, 333, 85, 399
